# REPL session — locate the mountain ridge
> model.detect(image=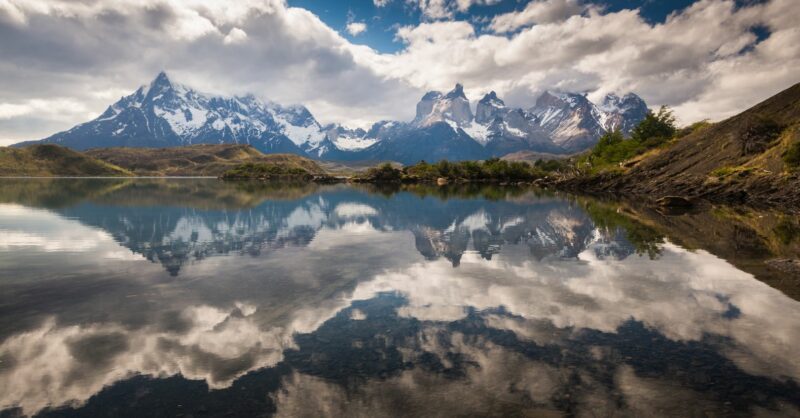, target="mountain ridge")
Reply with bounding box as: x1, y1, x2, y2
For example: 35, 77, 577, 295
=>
20, 72, 649, 164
